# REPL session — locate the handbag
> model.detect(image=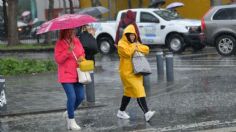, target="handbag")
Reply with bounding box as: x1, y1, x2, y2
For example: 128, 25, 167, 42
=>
72, 51, 92, 84
132, 51, 152, 75
77, 68, 92, 84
